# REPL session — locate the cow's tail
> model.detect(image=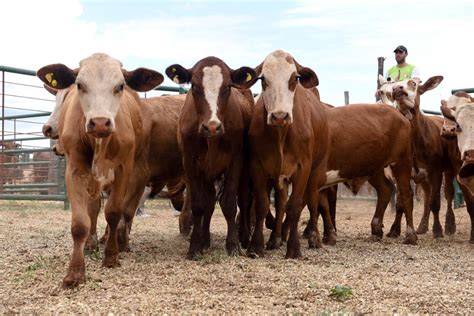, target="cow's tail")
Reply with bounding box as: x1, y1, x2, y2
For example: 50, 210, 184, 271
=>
153, 181, 186, 199
410, 127, 427, 184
